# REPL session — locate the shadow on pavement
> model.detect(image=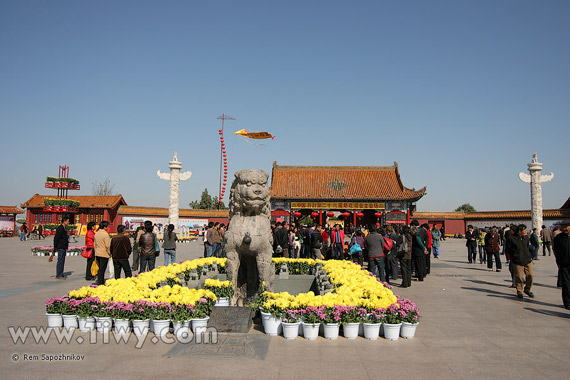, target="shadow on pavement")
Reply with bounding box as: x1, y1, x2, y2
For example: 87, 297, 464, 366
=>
524, 307, 570, 319
463, 279, 509, 288
462, 286, 567, 309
